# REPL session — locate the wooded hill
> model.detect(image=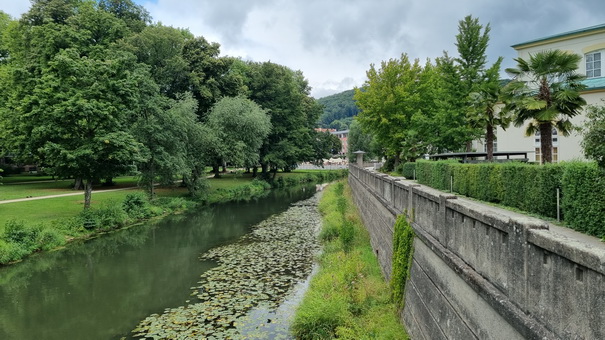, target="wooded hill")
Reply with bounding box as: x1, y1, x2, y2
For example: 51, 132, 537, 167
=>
317, 89, 359, 130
